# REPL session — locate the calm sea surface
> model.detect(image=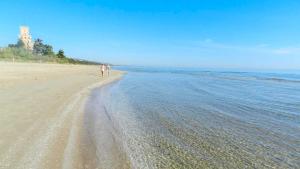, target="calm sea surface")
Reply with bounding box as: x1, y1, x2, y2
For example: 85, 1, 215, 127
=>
85, 67, 300, 169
